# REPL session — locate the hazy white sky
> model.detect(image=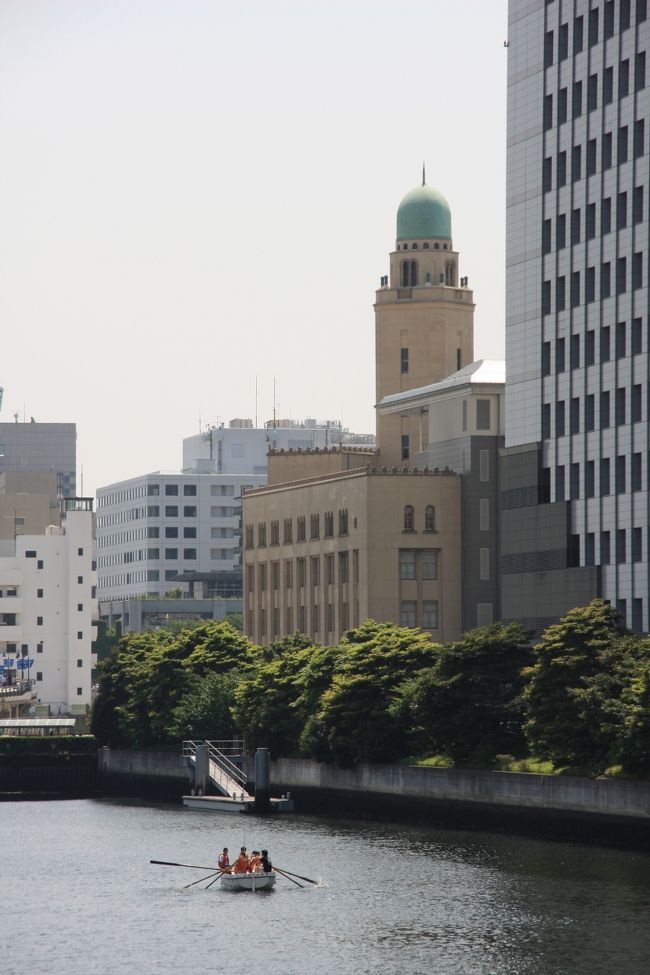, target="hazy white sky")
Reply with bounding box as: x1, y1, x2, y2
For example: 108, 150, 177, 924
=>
0, 0, 508, 496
